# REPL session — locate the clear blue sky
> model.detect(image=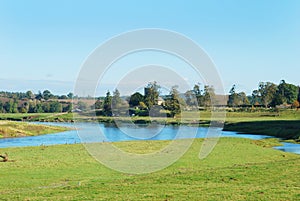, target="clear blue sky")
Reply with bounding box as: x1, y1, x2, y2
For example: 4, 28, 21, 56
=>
0, 0, 299, 95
